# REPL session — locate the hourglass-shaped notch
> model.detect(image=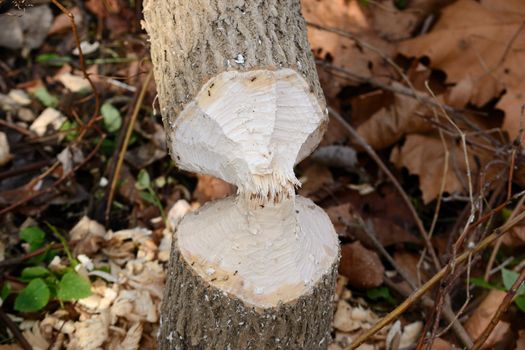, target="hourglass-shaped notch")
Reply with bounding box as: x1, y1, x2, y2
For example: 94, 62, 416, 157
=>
167, 68, 327, 203
143, 0, 340, 348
